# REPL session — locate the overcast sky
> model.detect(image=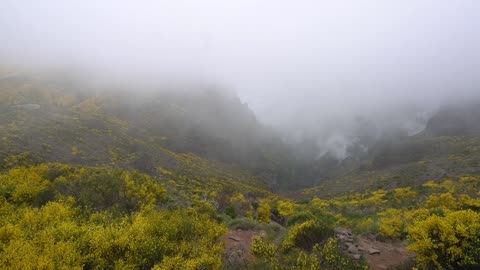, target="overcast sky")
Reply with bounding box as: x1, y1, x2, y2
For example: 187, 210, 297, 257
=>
1, 1, 479, 148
